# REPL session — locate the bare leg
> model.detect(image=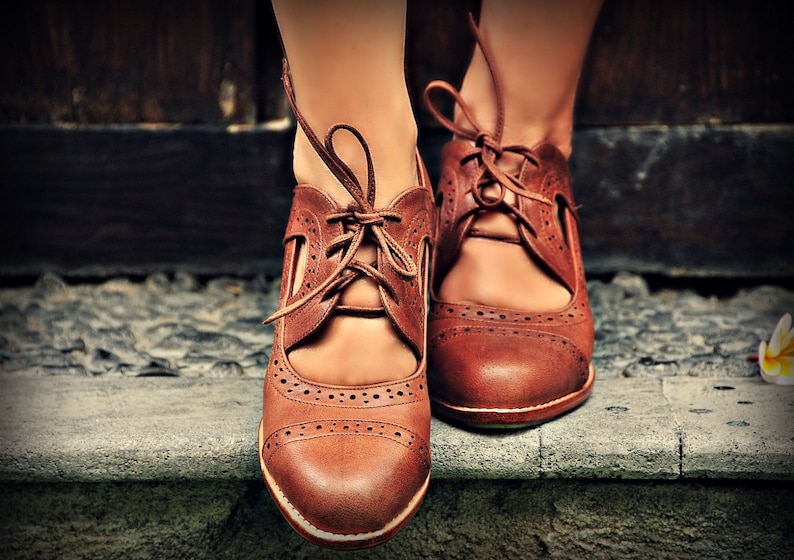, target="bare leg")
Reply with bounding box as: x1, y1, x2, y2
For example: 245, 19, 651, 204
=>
439, 0, 603, 313
272, 0, 418, 385
459, 0, 602, 158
